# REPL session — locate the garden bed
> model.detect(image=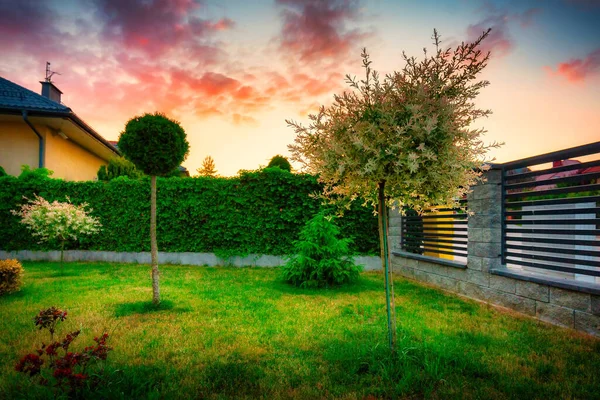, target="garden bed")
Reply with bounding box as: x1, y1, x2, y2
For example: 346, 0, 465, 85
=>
1, 262, 599, 399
